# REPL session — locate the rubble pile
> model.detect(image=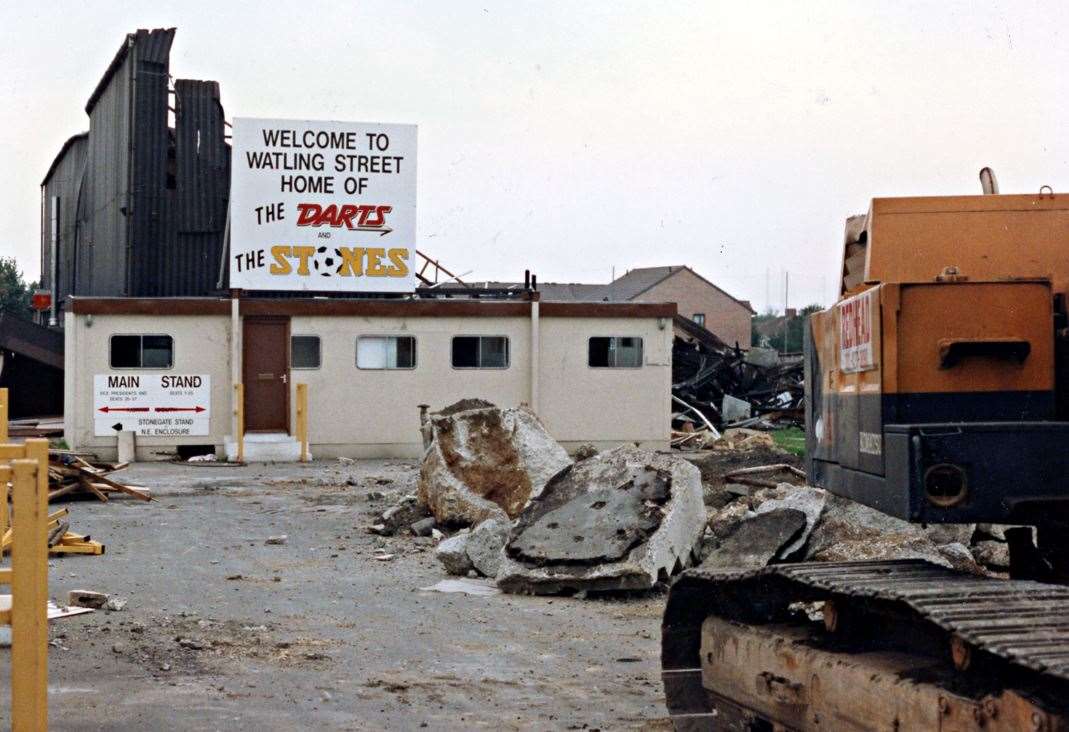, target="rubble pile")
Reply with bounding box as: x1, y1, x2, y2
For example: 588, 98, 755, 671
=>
417, 401, 570, 525
701, 478, 1011, 576
671, 322, 803, 439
